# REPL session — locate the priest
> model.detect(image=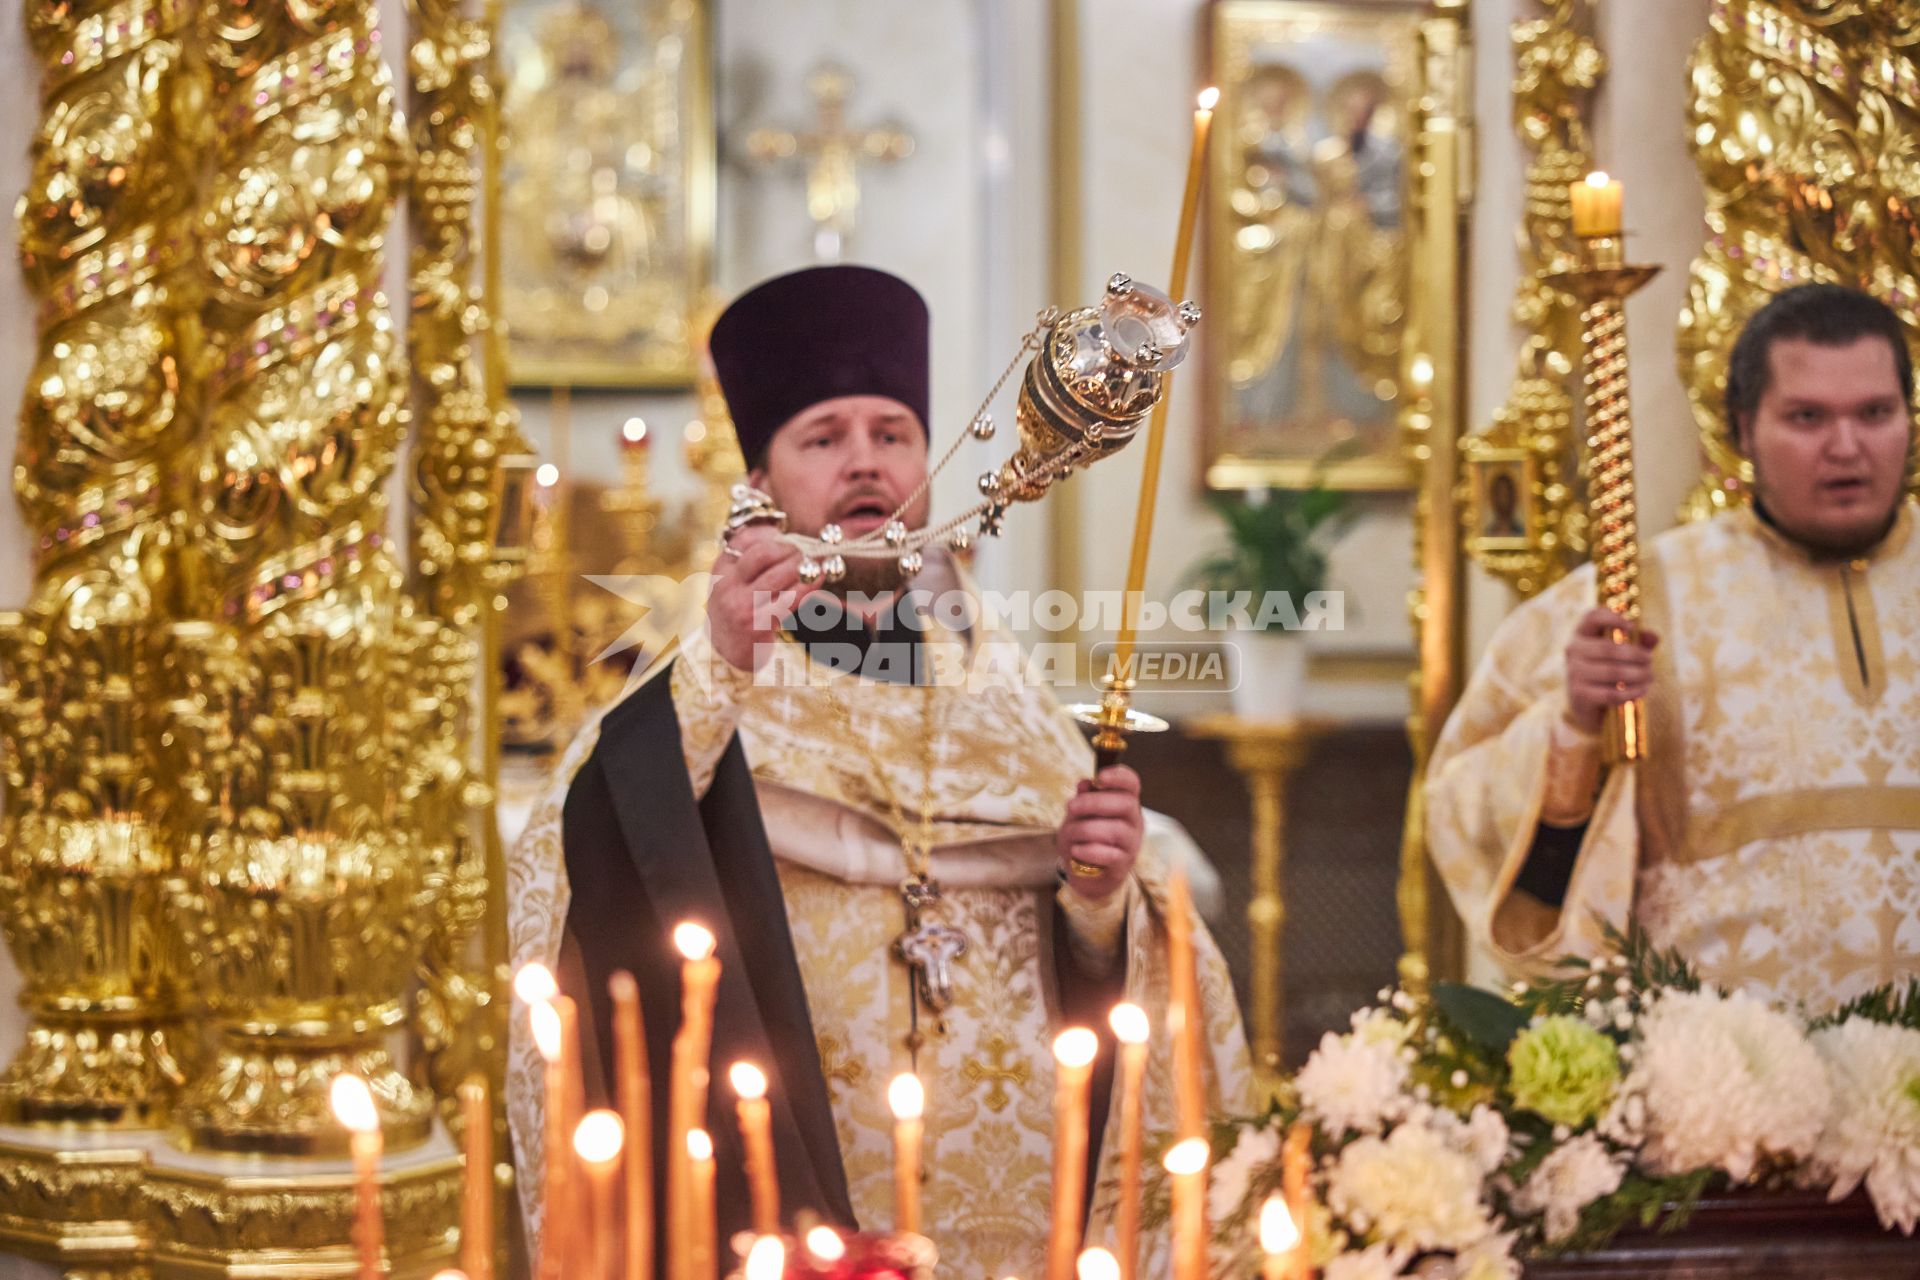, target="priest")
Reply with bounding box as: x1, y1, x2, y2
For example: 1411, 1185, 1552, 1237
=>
505, 265, 1252, 1276
1428, 283, 1919, 1011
